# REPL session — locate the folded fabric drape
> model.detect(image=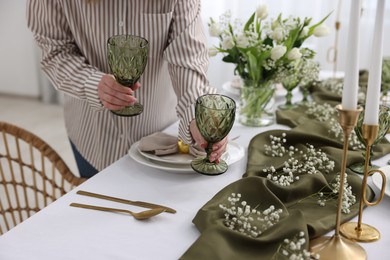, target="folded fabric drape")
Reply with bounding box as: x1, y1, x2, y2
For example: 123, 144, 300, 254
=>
181, 76, 390, 260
